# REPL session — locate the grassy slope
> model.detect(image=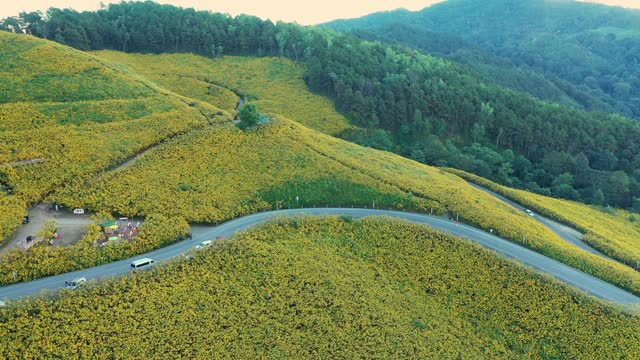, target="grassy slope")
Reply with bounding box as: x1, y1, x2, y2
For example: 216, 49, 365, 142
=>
17, 49, 630, 296
0, 31, 639, 358
446, 168, 640, 267
48, 114, 640, 296
93, 51, 353, 136
1, 36, 639, 298
0, 32, 227, 242
1, 217, 638, 358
